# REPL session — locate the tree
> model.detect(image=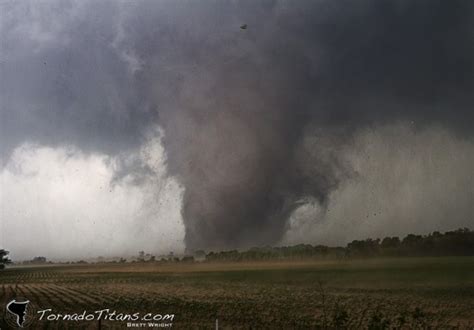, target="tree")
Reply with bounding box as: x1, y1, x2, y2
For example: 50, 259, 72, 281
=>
346, 239, 380, 257
0, 249, 12, 269
381, 237, 400, 249
32, 256, 47, 264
